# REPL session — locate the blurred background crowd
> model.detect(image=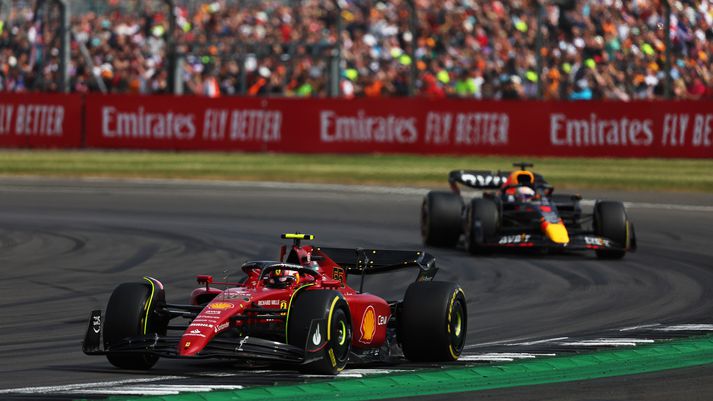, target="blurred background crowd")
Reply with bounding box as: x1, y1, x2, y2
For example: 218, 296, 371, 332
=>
1, 0, 712, 99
